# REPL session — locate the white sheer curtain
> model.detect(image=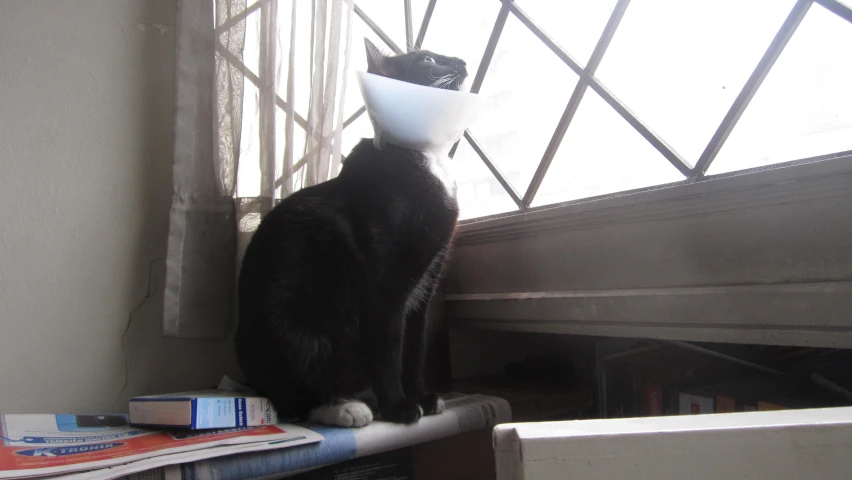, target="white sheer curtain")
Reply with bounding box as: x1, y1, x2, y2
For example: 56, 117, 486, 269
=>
165, 0, 354, 338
